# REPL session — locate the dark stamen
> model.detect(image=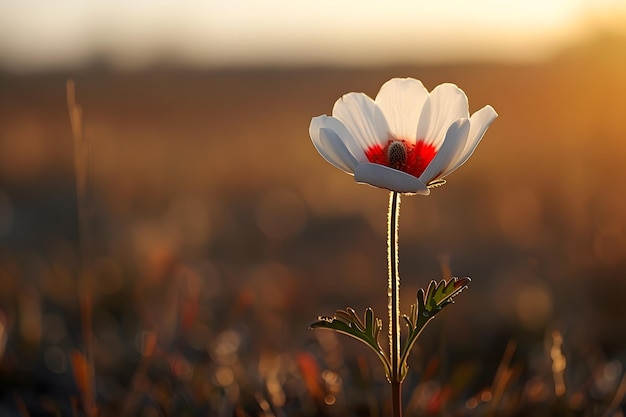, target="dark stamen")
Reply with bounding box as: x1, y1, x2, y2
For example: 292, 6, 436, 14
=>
387, 141, 407, 170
